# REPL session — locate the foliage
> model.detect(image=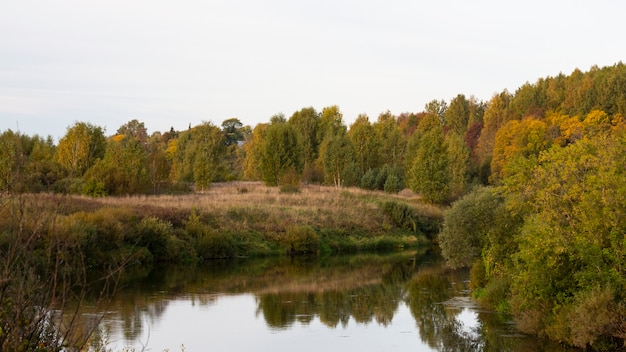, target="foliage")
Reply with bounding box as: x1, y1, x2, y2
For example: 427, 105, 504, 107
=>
0, 195, 123, 351
221, 117, 245, 146
321, 131, 354, 188
348, 114, 379, 173
438, 186, 511, 269
444, 94, 471, 135
407, 114, 450, 203
261, 120, 302, 186
288, 107, 320, 169
360, 168, 378, 190
445, 132, 469, 199
381, 200, 440, 238
284, 225, 320, 254
490, 117, 549, 182
374, 111, 405, 167
56, 122, 106, 177
503, 132, 626, 345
